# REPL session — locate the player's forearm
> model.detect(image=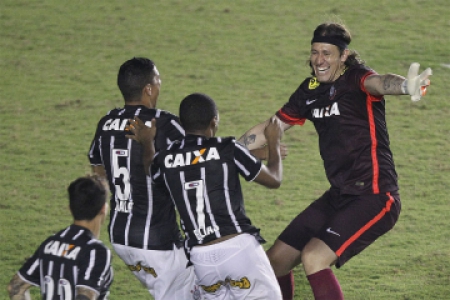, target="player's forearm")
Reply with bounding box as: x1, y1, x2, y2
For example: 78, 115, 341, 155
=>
265, 140, 282, 188
238, 121, 269, 150
92, 165, 107, 178
75, 287, 98, 300
8, 274, 32, 300
364, 74, 406, 96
